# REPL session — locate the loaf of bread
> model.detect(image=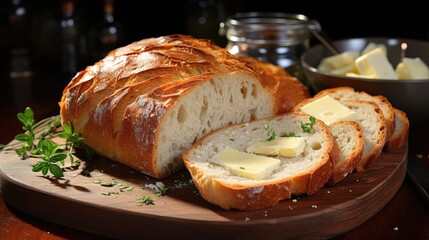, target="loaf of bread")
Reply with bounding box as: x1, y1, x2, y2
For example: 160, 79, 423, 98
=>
59, 34, 309, 179
182, 112, 334, 210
